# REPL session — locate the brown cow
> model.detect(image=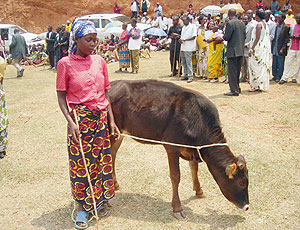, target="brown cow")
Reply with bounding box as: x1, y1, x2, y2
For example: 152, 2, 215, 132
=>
109, 80, 249, 219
